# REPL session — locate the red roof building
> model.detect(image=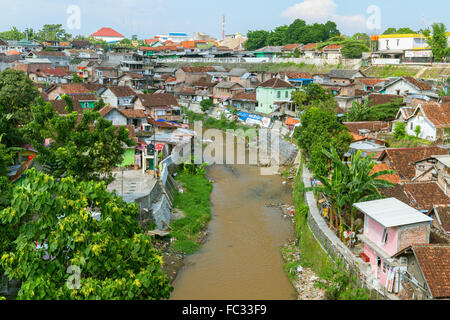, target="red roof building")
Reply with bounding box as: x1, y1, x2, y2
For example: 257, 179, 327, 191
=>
91, 28, 125, 42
